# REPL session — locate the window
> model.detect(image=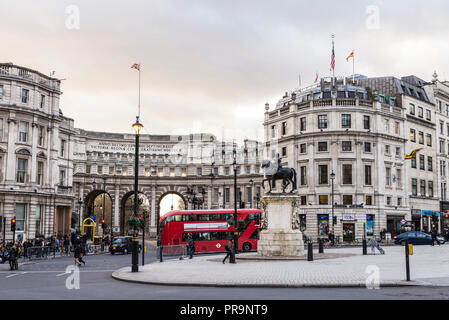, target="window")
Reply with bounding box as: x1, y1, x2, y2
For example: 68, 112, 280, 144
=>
428, 181, 434, 197
37, 161, 44, 185
255, 165, 260, 174
342, 141, 352, 152
394, 121, 400, 135
343, 195, 353, 205
410, 129, 416, 142
397, 197, 402, 206
21, 89, 29, 103
225, 188, 230, 203
386, 197, 391, 206
318, 115, 327, 129
281, 122, 287, 135
319, 195, 328, 205
0, 118, 3, 141
300, 166, 307, 186
426, 109, 431, 121
418, 106, 423, 118
441, 122, 444, 134
246, 187, 252, 206
169, 168, 175, 177
426, 134, 432, 147
300, 143, 306, 154
409, 103, 415, 115
397, 169, 402, 187
225, 167, 230, 176
197, 168, 202, 176
420, 180, 426, 196
38, 125, 45, 146
318, 165, 328, 185
428, 156, 433, 172
158, 168, 163, 177
59, 169, 66, 185
342, 164, 352, 184
17, 158, 27, 183
318, 142, 328, 152
385, 167, 391, 186
235, 166, 241, 175
300, 196, 307, 206
181, 168, 187, 177
395, 147, 401, 157
60, 139, 66, 157
411, 178, 417, 196
0, 85, 3, 99
245, 166, 251, 174
447, 124, 449, 136
300, 117, 306, 131
411, 155, 417, 168
281, 147, 287, 157
364, 142, 371, 153
384, 119, 390, 133
35, 204, 42, 235
97, 165, 103, 175
440, 140, 445, 153
419, 154, 425, 170
109, 166, 114, 175
363, 115, 370, 130
271, 125, 276, 138
19, 121, 29, 143
15, 204, 26, 231
418, 132, 424, 145
341, 114, 351, 128
385, 145, 390, 155
364, 165, 372, 185
86, 165, 91, 174
365, 195, 373, 206
40, 95, 45, 108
